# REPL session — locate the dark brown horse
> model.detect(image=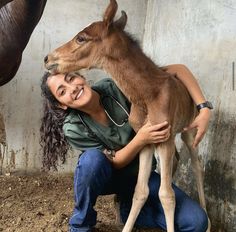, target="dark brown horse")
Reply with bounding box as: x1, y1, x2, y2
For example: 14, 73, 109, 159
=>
0, 0, 47, 86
